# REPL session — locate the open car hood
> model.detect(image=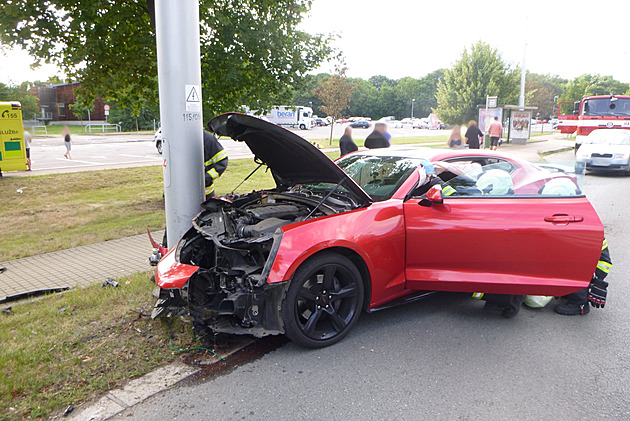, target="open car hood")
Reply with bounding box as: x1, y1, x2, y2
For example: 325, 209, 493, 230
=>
209, 112, 372, 206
